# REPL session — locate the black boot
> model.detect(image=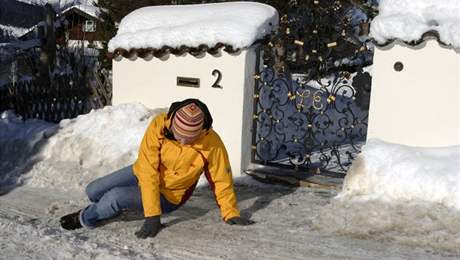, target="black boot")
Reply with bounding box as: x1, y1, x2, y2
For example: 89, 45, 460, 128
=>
60, 210, 82, 230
